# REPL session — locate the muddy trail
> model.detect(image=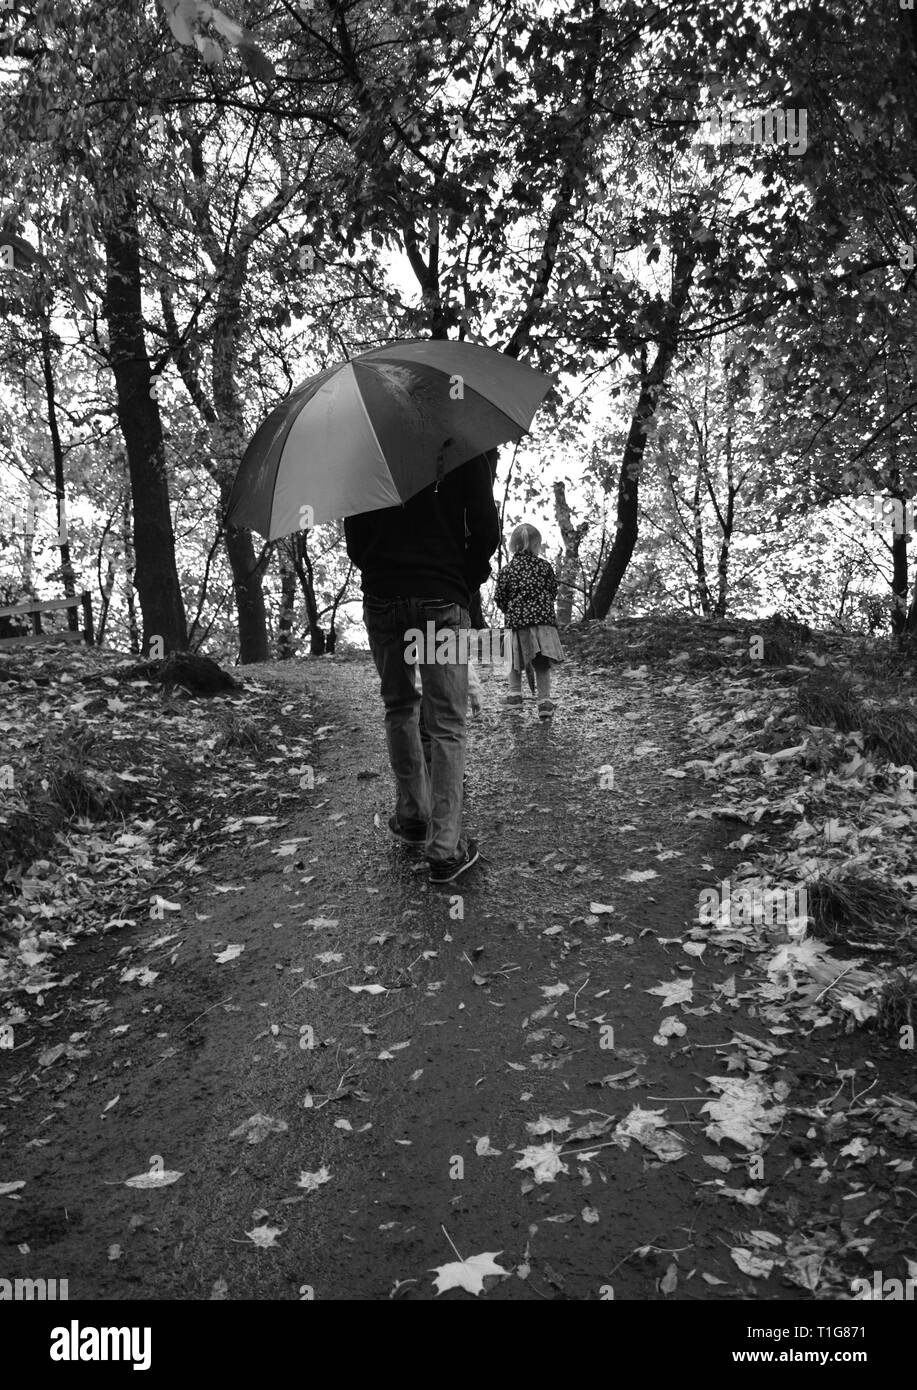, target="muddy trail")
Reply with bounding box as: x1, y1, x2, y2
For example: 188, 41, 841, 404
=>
1, 652, 911, 1302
